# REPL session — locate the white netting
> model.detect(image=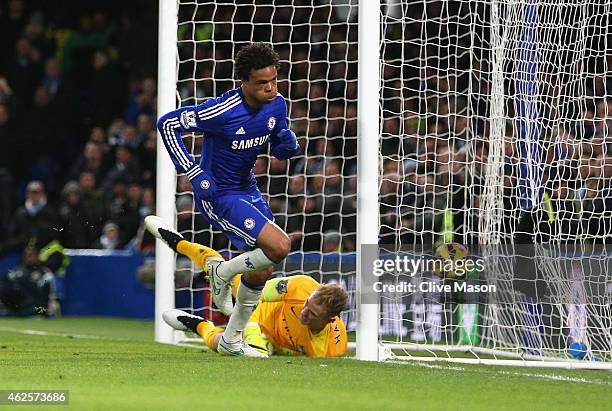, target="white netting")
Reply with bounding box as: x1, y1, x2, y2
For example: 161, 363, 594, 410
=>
173, 0, 359, 328
164, 0, 612, 366
379, 0, 611, 366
